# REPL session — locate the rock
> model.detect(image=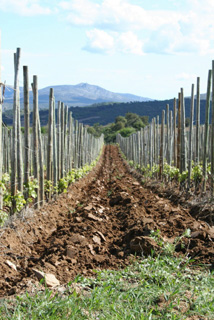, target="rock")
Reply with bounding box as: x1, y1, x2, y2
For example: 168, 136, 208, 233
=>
93, 235, 101, 246
117, 251, 124, 258
96, 231, 106, 242
45, 274, 60, 287
88, 244, 95, 255
133, 181, 140, 186
6, 260, 17, 271
84, 204, 93, 211
32, 269, 60, 287
58, 286, 67, 294
171, 207, 181, 213
87, 213, 102, 221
